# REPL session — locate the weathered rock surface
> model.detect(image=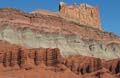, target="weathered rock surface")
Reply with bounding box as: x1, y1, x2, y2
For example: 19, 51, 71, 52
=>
64, 55, 120, 75
59, 2, 101, 30
0, 2, 120, 78
0, 40, 120, 78
82, 68, 117, 78
0, 8, 119, 60
0, 41, 63, 71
